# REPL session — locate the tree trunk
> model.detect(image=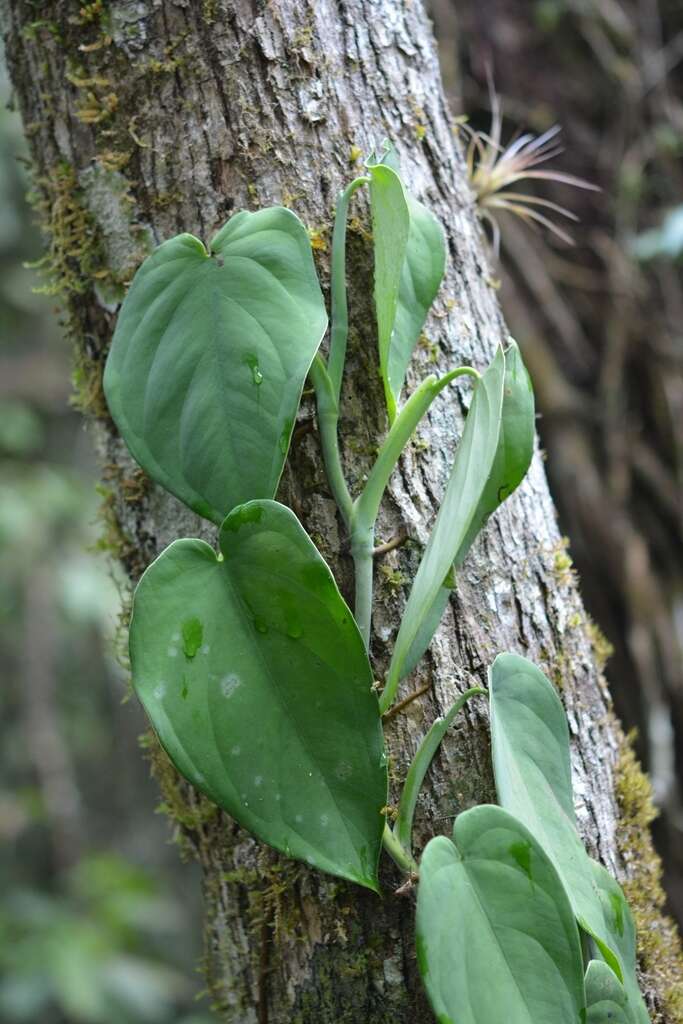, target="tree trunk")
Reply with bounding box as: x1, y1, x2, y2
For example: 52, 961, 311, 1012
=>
3, 1, 680, 1021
